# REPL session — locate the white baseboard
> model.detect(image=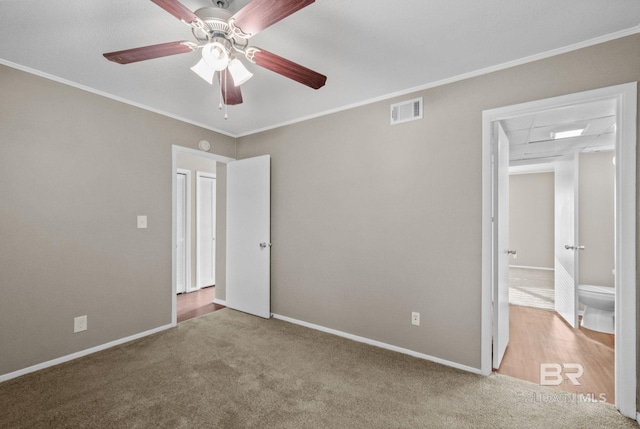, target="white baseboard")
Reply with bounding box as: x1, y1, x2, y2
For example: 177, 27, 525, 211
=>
213, 298, 227, 306
271, 313, 482, 375
636, 412, 639, 424
0, 323, 174, 383
509, 265, 554, 271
